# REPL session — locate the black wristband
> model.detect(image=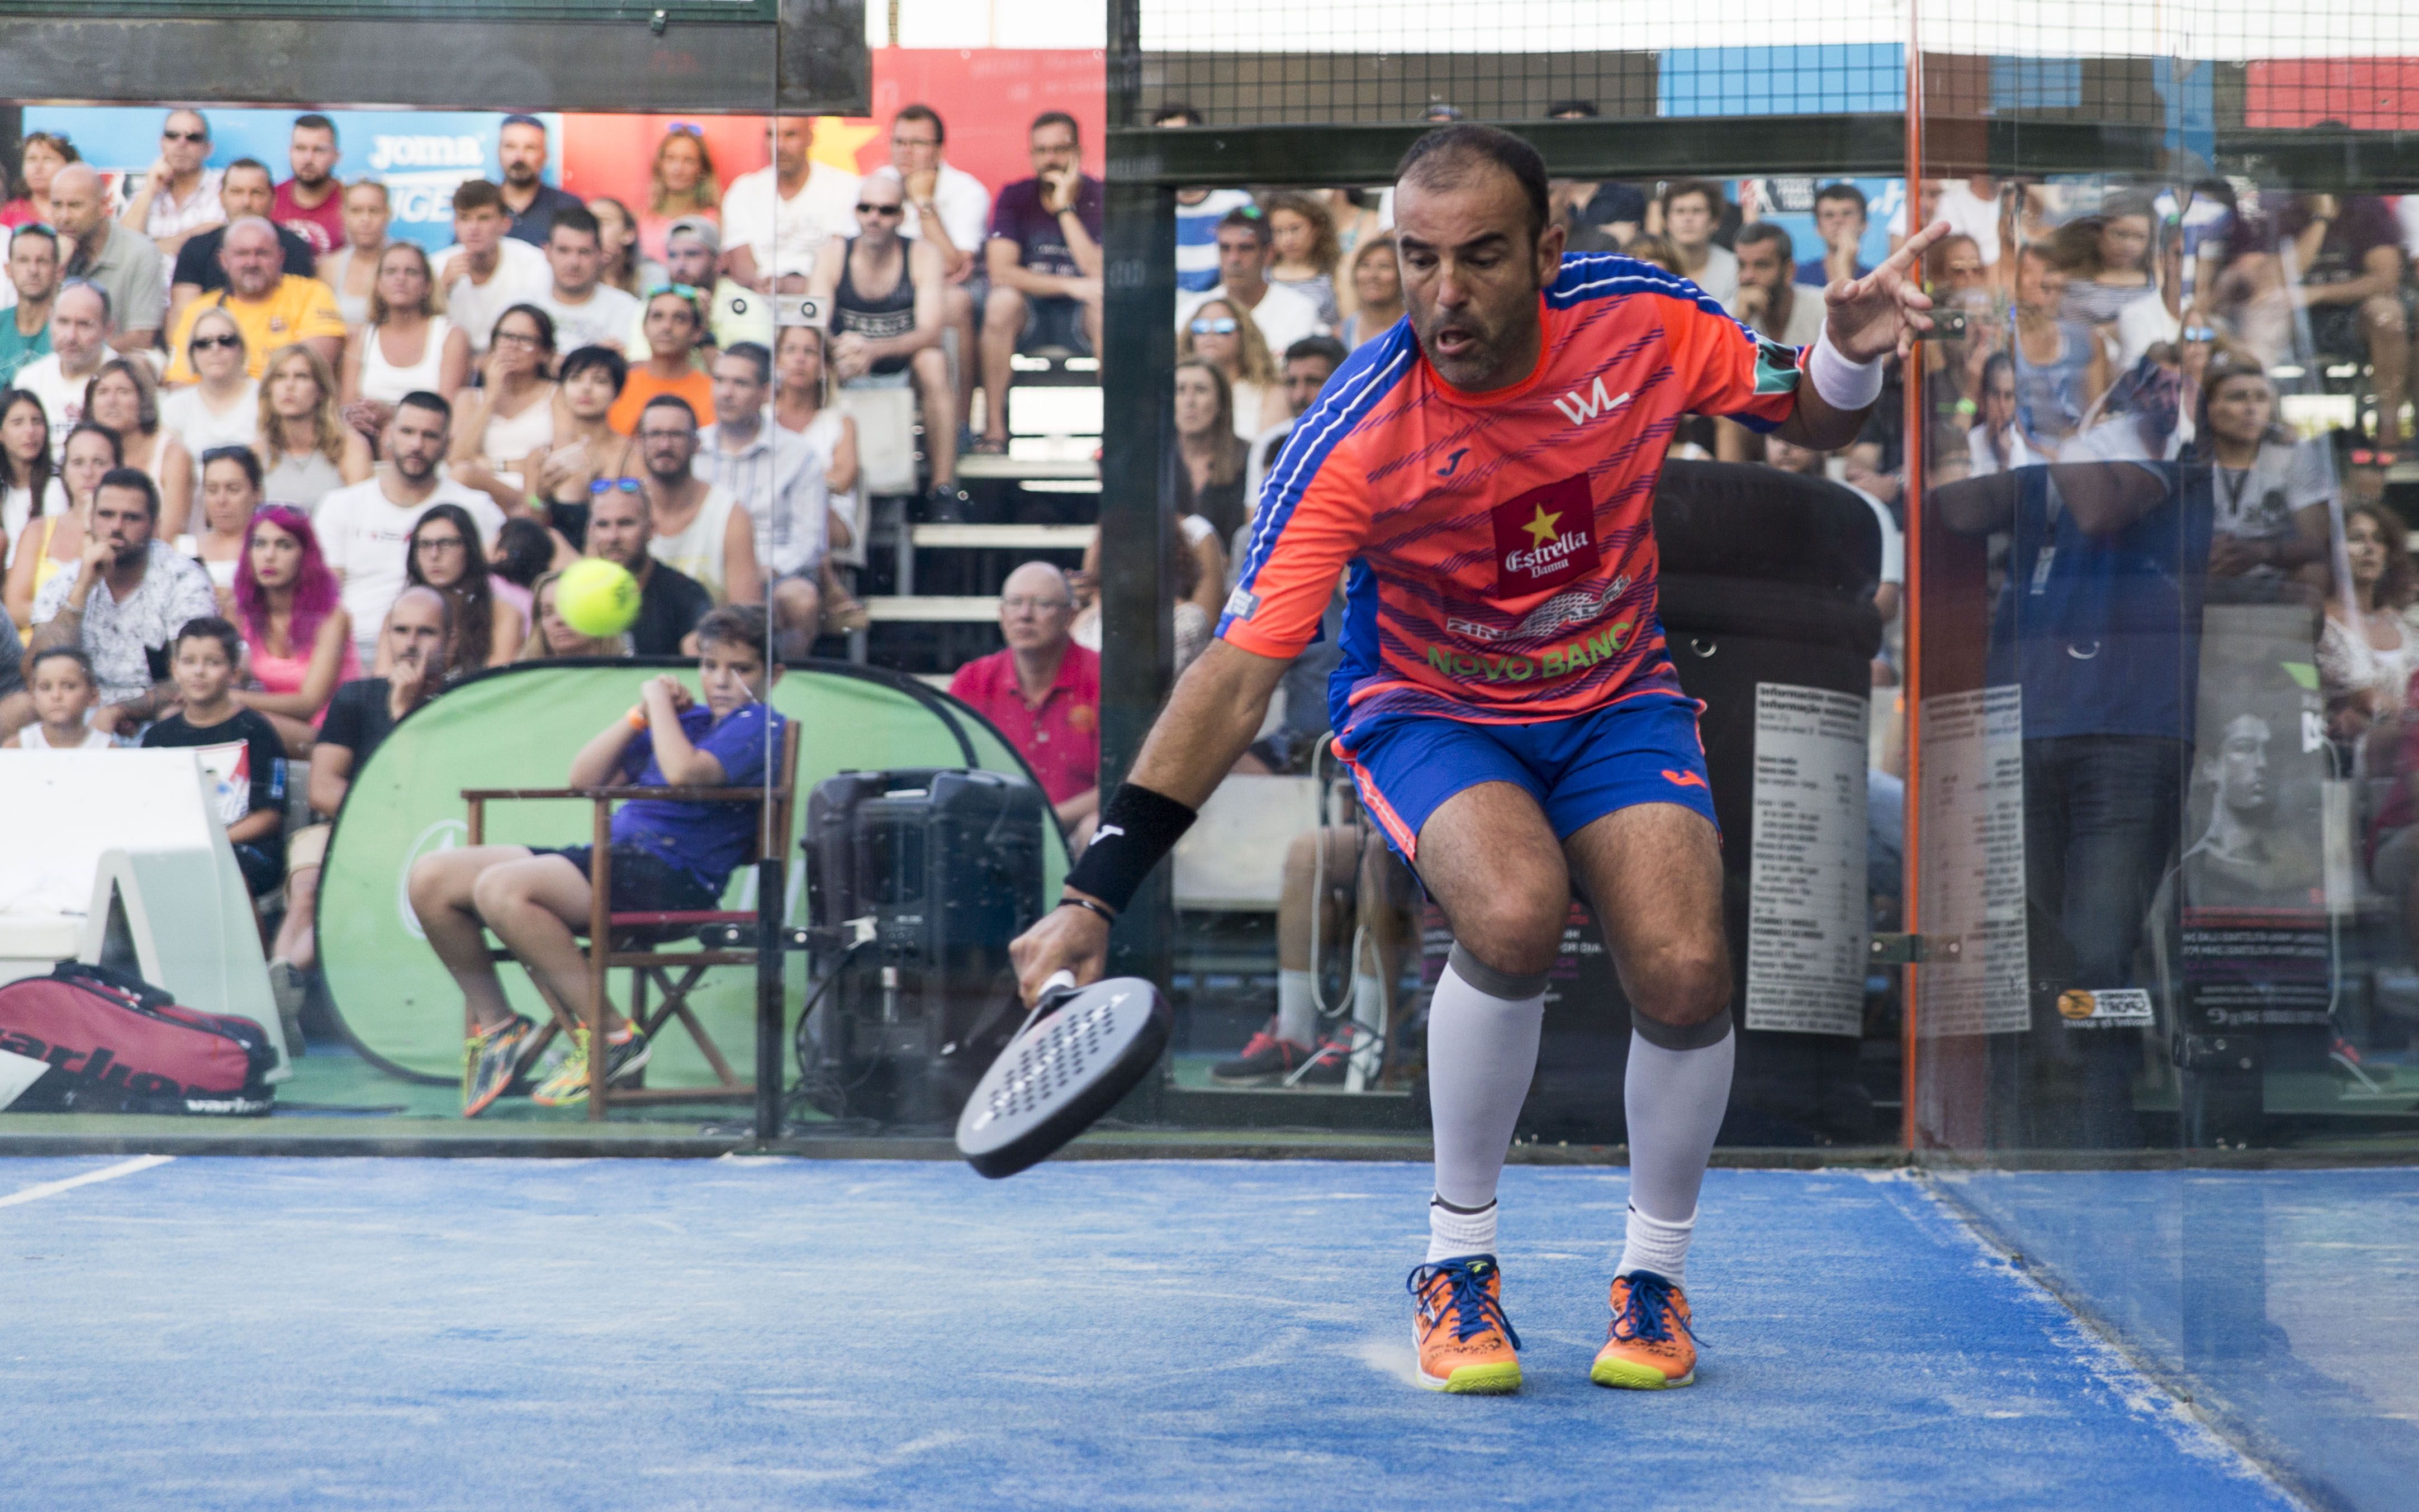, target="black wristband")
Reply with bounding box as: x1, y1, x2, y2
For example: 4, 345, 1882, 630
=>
1057, 896, 1116, 924
1063, 783, 1198, 912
